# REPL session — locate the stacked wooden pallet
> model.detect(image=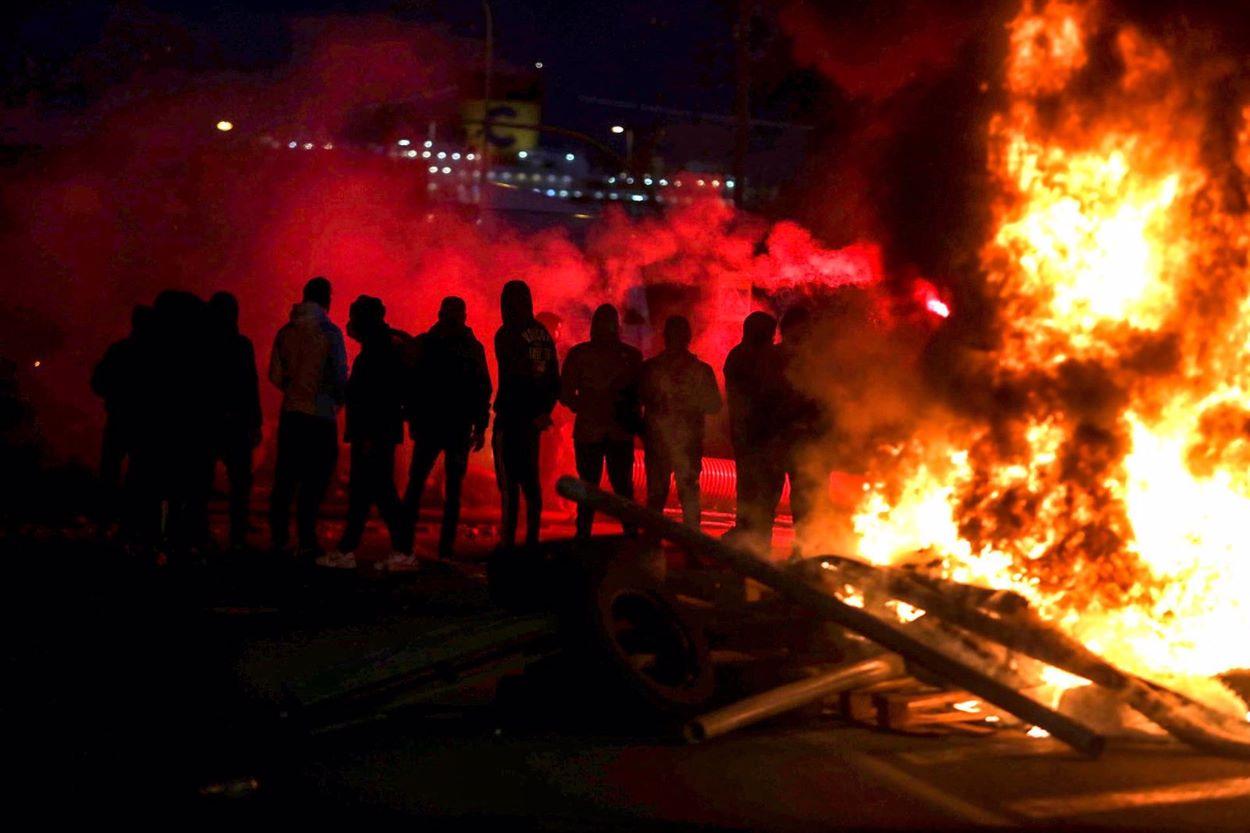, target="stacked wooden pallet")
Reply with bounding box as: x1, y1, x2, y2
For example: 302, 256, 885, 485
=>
840, 676, 1002, 736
